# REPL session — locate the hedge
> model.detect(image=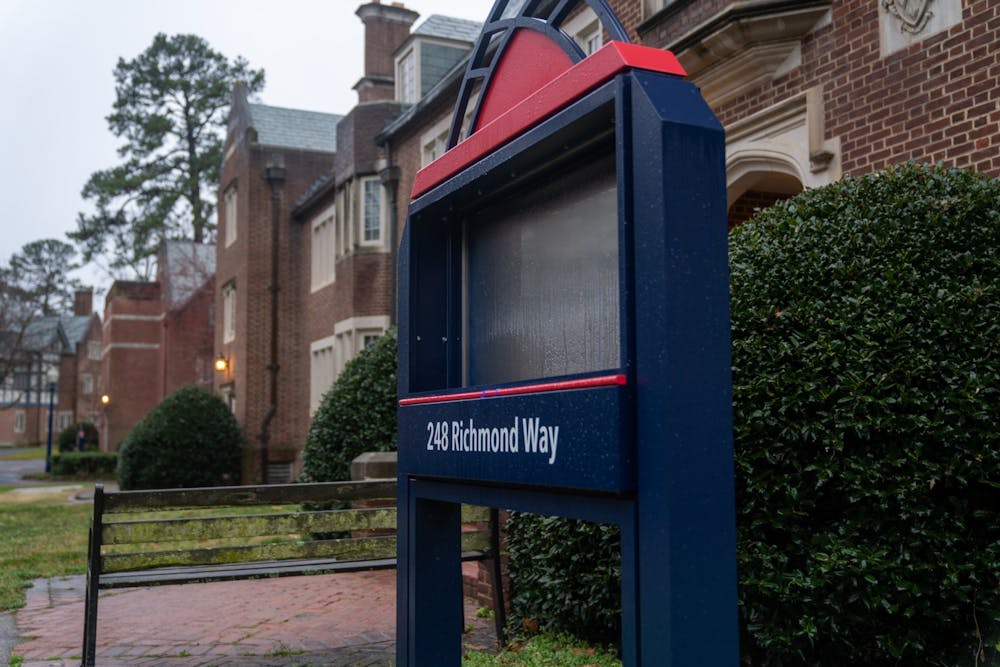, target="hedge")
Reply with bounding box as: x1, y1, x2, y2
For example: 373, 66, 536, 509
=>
505, 163, 1000, 664
116, 385, 243, 490
731, 162, 999, 664
51, 451, 117, 478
